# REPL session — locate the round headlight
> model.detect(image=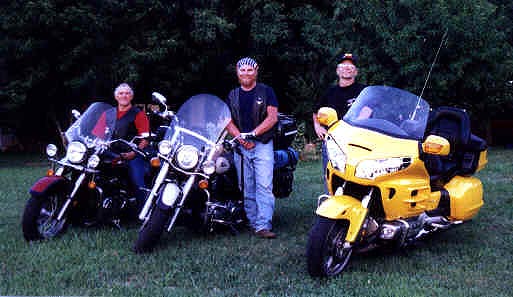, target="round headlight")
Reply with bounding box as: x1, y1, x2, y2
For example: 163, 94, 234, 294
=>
87, 155, 100, 168
158, 140, 173, 155
46, 144, 58, 157
202, 160, 216, 175
175, 145, 199, 170
66, 141, 87, 163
